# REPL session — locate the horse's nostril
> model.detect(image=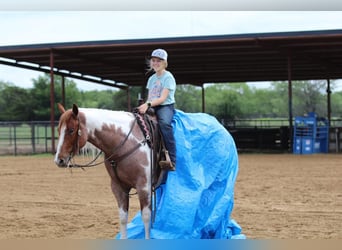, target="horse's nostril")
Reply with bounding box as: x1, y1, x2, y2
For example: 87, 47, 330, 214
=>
55, 158, 65, 167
